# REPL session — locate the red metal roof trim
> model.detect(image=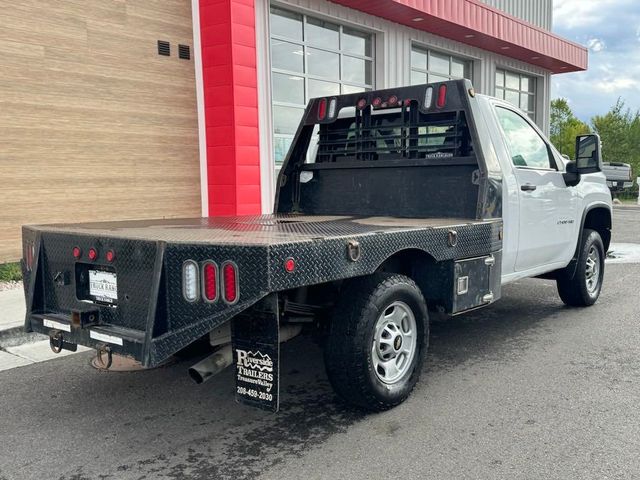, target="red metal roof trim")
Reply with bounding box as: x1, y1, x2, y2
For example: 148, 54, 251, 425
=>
329, 0, 587, 73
